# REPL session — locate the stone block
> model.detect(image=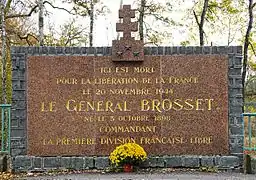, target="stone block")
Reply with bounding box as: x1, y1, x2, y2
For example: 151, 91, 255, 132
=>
194, 46, 202, 54
164, 47, 171, 55
105, 47, 112, 55
17, 60, 26, 70
41, 47, 49, 55
218, 46, 228, 54
88, 47, 95, 55
11, 109, 26, 121
203, 46, 211, 54
172, 46, 178, 54
33, 157, 42, 169
212, 46, 218, 54
72, 47, 81, 55
182, 156, 200, 168
230, 144, 243, 154
230, 125, 243, 135
27, 47, 35, 55
13, 156, 32, 172
81, 47, 87, 54
11, 138, 25, 149
140, 159, 150, 168
11, 47, 17, 53
151, 47, 158, 55
216, 156, 240, 168
144, 47, 151, 55
48, 47, 56, 55
11, 129, 25, 138
64, 47, 72, 54
147, 157, 164, 168
43, 157, 61, 169
60, 157, 71, 169
95, 157, 109, 169
186, 46, 193, 54
237, 46, 243, 54
12, 81, 26, 90
11, 119, 19, 128
229, 68, 242, 75
11, 148, 26, 156
164, 156, 182, 167
157, 47, 163, 55
201, 156, 214, 167
56, 47, 64, 54
229, 136, 243, 145
12, 91, 26, 100
70, 157, 84, 170
234, 56, 243, 65
12, 100, 26, 109
228, 46, 235, 53
19, 47, 27, 54
96, 47, 103, 55
84, 157, 94, 168
179, 46, 186, 54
